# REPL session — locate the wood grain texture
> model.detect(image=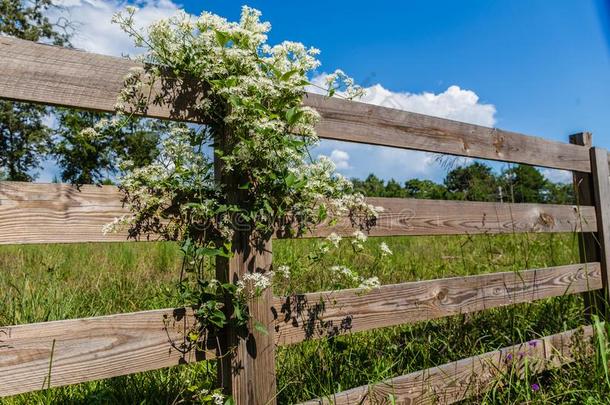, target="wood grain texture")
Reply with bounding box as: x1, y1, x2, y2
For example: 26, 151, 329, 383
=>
0, 182, 596, 245
300, 325, 595, 404
0, 37, 591, 172
0, 308, 213, 398
0, 181, 132, 244
311, 197, 596, 238
588, 147, 610, 316
304, 92, 591, 172
273, 263, 602, 345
